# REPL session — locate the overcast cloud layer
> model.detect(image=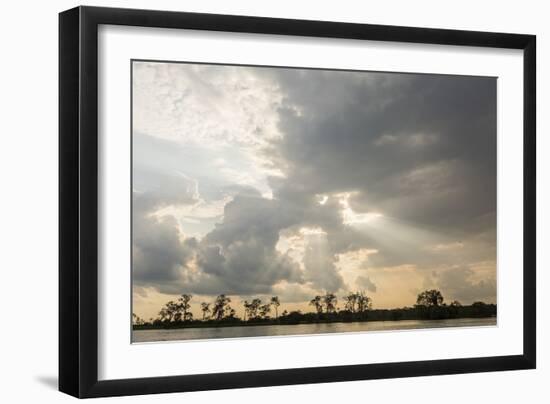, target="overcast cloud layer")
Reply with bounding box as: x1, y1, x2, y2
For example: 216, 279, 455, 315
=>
132, 61, 497, 318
